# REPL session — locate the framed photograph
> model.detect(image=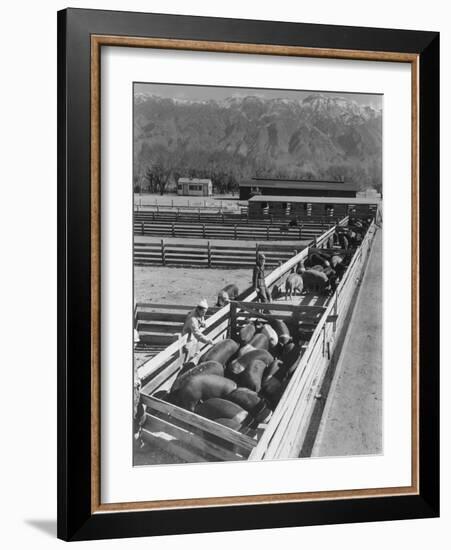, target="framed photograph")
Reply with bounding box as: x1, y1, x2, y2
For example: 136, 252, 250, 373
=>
57, 8, 439, 541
